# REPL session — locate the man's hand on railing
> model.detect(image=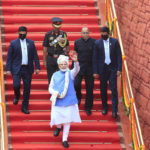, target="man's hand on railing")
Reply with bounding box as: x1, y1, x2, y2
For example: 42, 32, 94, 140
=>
6, 71, 11, 75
